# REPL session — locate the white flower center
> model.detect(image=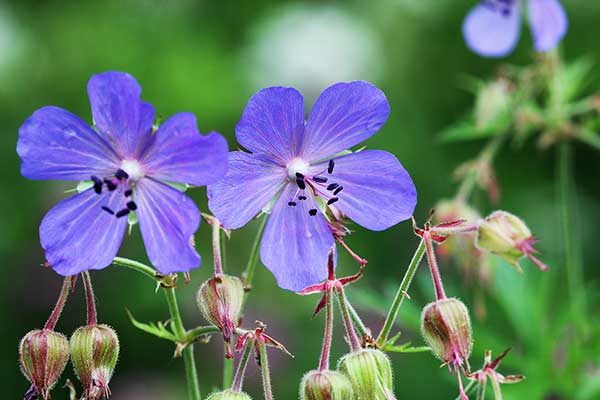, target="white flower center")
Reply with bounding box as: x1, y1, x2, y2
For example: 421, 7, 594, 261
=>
120, 159, 145, 182
286, 158, 309, 180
